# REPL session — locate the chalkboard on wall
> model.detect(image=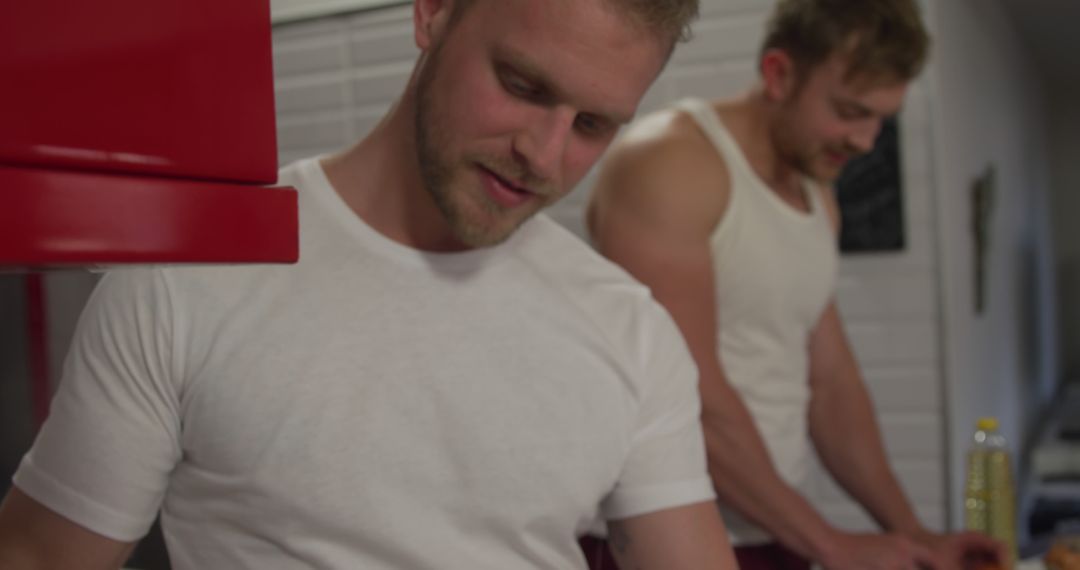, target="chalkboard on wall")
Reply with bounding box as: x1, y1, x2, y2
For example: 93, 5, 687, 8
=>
834, 117, 904, 253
